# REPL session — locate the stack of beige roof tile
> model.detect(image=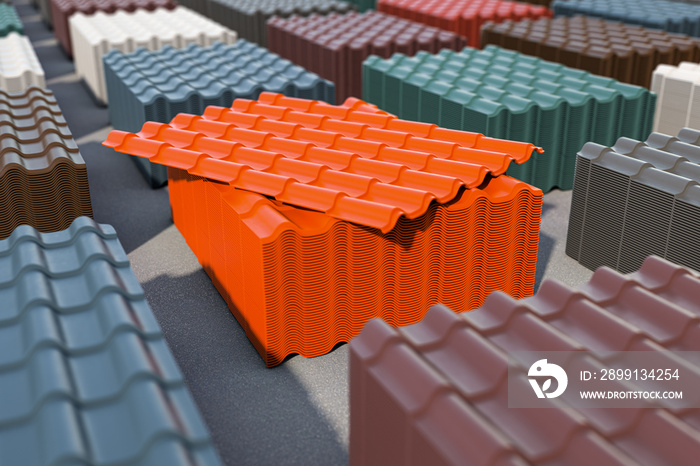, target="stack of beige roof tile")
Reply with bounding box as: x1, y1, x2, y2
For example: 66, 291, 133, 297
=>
0, 32, 45, 93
